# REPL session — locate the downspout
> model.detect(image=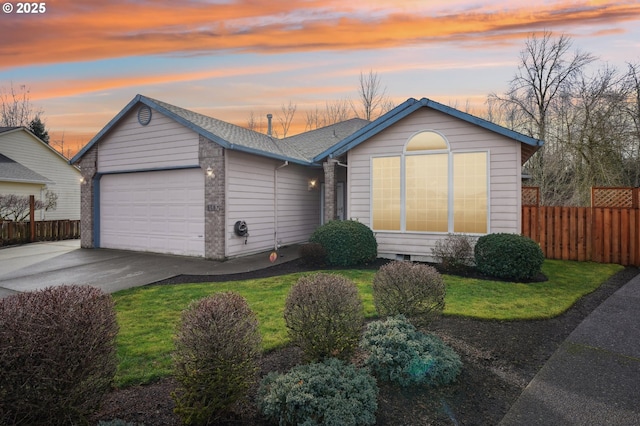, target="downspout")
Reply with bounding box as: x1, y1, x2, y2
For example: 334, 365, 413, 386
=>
274, 161, 289, 251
